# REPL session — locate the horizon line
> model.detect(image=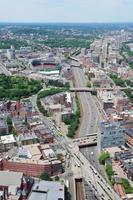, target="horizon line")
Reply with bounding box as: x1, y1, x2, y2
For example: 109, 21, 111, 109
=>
0, 21, 133, 24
